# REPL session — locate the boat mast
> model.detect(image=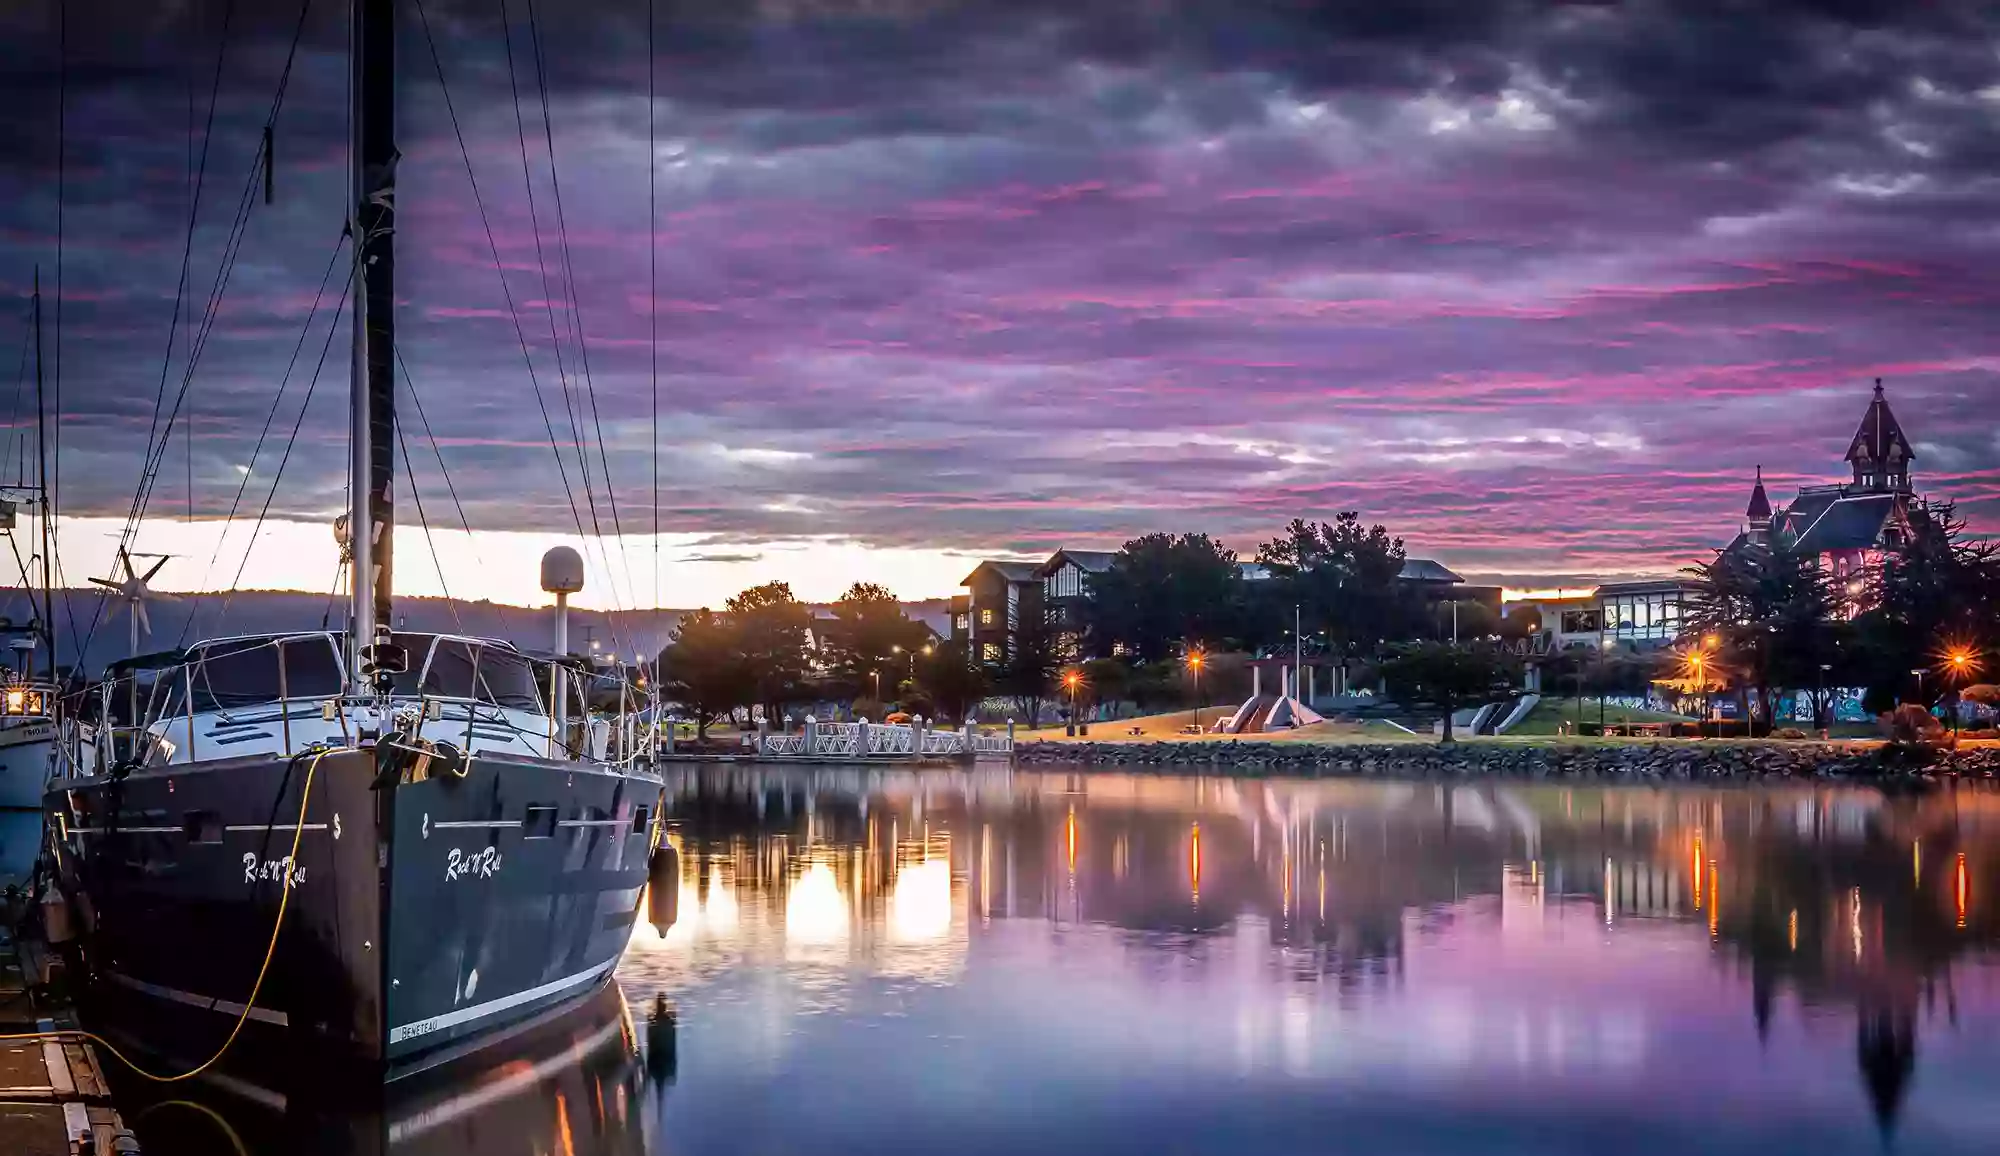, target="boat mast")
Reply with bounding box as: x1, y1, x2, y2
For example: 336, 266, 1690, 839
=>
32, 269, 52, 682
349, 0, 397, 678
